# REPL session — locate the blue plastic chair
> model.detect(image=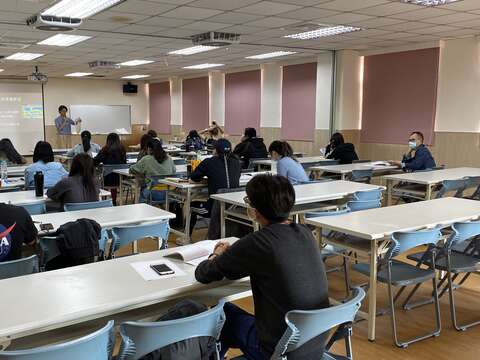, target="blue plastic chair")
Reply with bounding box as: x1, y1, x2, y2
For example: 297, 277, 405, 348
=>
0, 321, 114, 360
352, 229, 442, 348
110, 220, 170, 258
352, 189, 383, 201
464, 176, 480, 199
18, 202, 46, 215
349, 168, 373, 183
435, 179, 466, 199
346, 199, 381, 212
268, 287, 365, 360
64, 199, 113, 212
0, 255, 39, 280
118, 300, 225, 360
